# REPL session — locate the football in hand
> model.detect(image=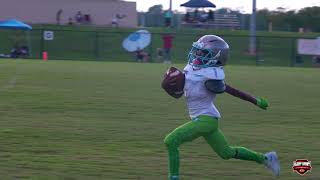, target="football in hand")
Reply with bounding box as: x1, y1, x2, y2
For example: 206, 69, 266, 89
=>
161, 66, 185, 98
